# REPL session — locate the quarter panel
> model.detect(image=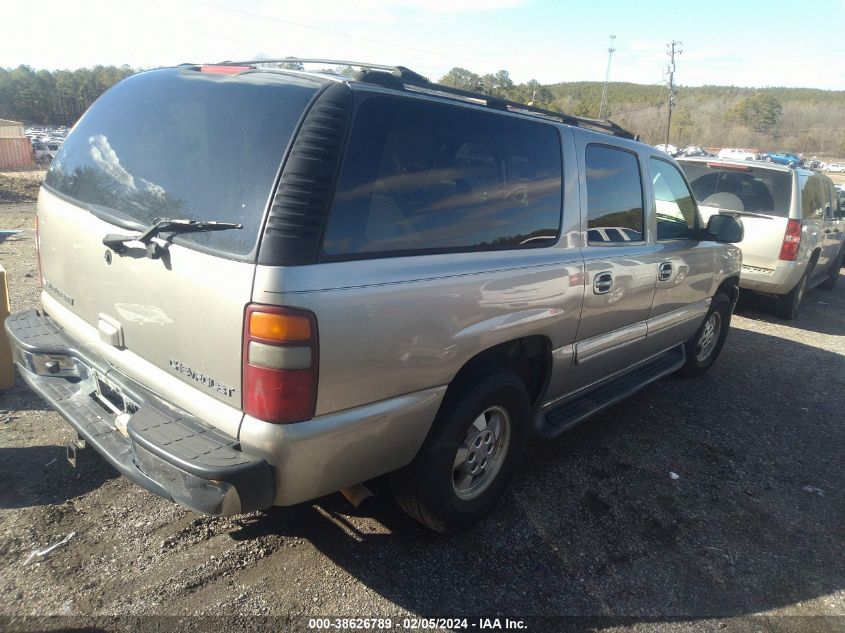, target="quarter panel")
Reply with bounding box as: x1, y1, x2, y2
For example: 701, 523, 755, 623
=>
254, 251, 584, 416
